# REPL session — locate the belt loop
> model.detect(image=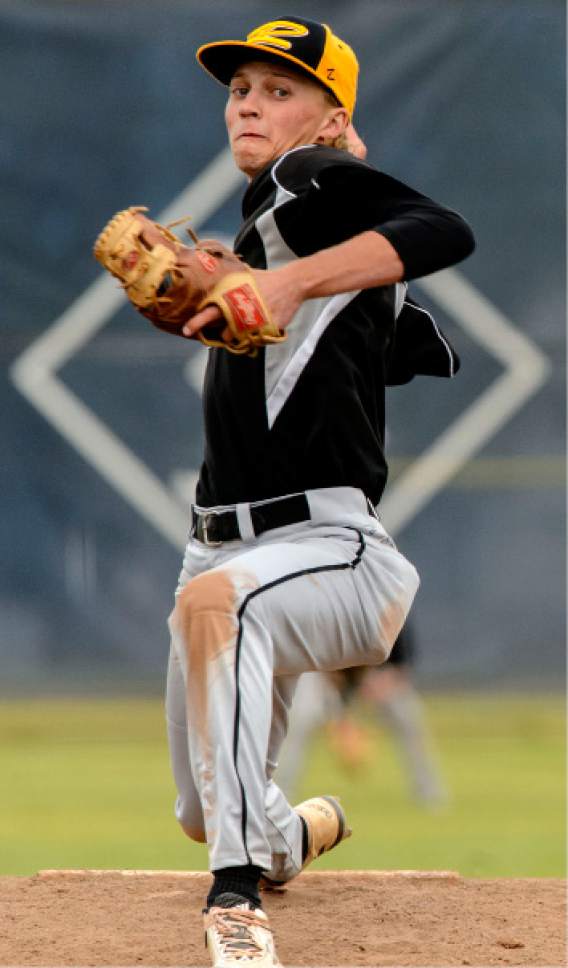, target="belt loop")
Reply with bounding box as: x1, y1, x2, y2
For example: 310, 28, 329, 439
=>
236, 503, 255, 541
